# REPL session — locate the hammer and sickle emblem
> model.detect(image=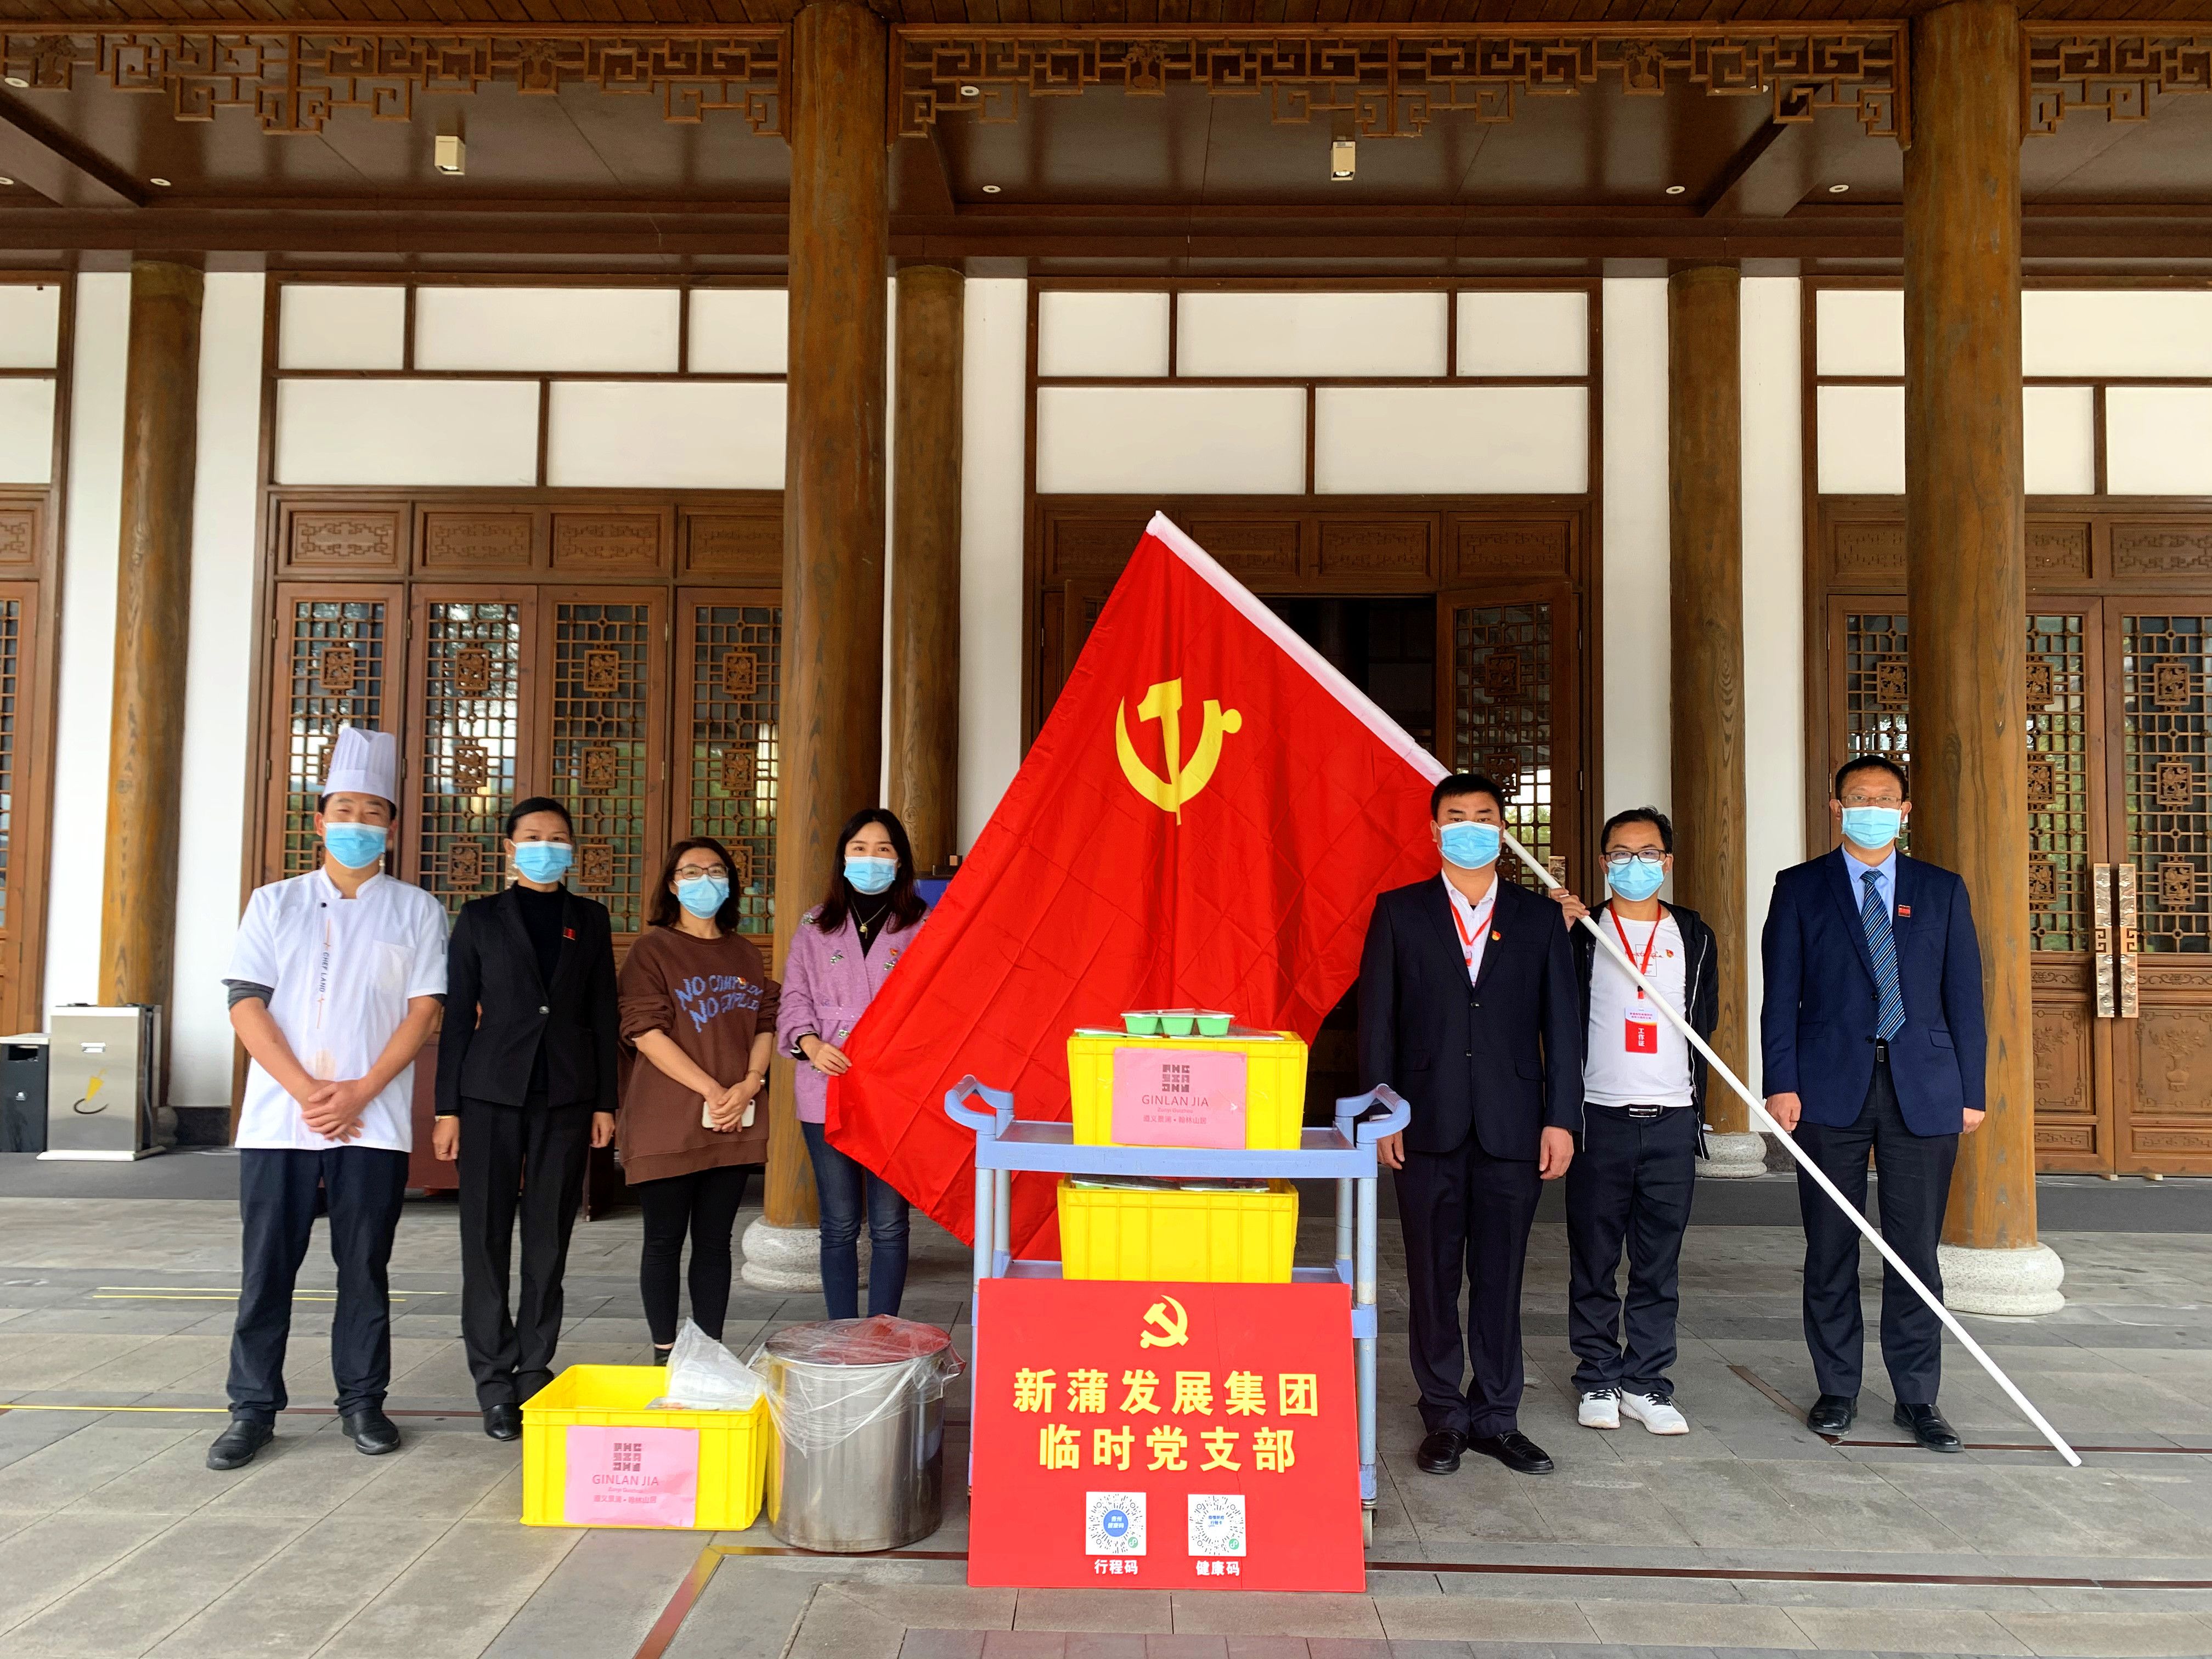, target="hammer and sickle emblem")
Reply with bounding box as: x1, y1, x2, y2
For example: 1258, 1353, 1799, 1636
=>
1115, 679, 1244, 823
1138, 1294, 1190, 1348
